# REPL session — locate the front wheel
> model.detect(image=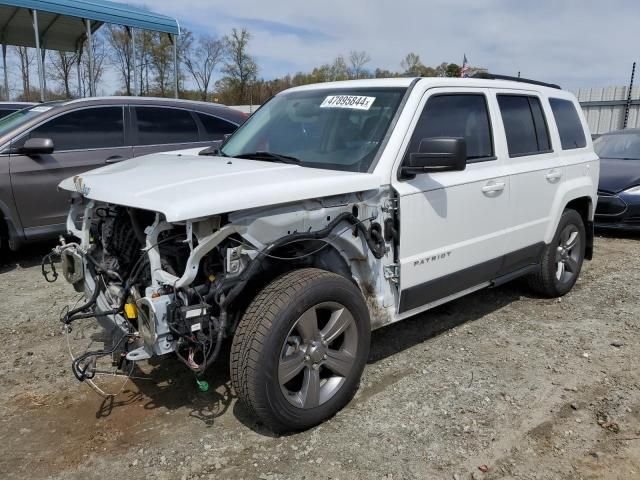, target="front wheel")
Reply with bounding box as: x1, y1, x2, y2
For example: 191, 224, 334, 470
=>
528, 208, 586, 297
230, 268, 371, 432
